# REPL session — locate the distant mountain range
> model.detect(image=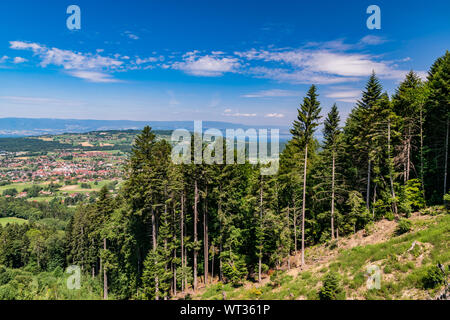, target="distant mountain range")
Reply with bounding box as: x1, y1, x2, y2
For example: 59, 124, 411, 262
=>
0, 118, 291, 138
